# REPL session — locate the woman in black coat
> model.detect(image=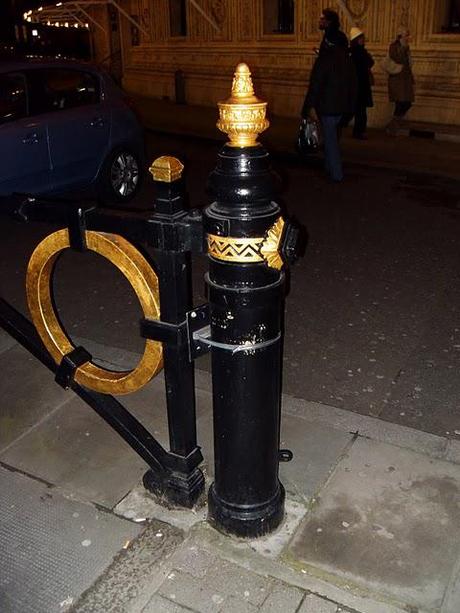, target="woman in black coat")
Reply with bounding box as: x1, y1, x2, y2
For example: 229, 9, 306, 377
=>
349, 27, 374, 139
